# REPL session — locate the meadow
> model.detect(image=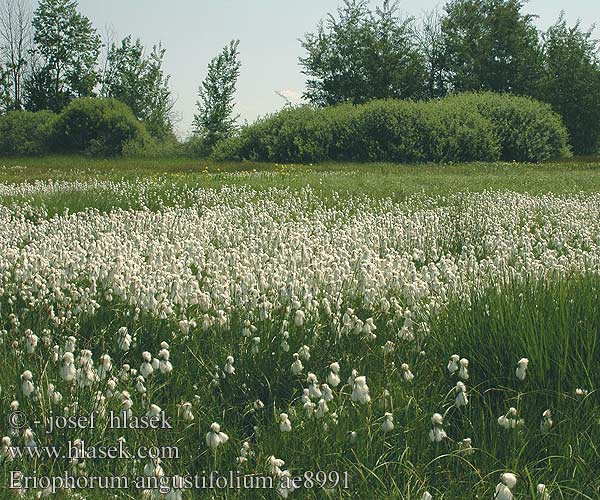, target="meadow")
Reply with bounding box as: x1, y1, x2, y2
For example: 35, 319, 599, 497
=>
0, 157, 599, 499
